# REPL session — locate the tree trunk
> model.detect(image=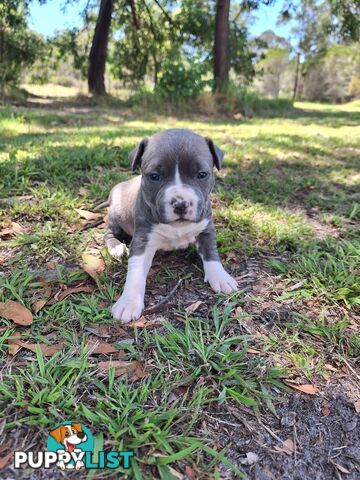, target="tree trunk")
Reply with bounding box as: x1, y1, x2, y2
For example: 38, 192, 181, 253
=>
292, 52, 300, 101
88, 0, 114, 96
214, 0, 230, 91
